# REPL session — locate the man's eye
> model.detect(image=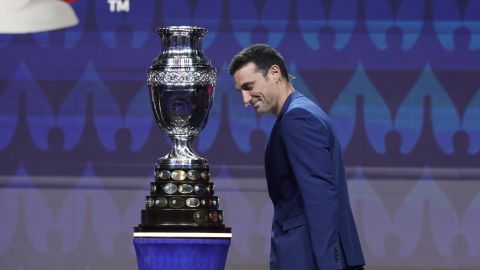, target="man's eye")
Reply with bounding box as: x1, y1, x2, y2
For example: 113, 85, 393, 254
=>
245, 84, 253, 90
